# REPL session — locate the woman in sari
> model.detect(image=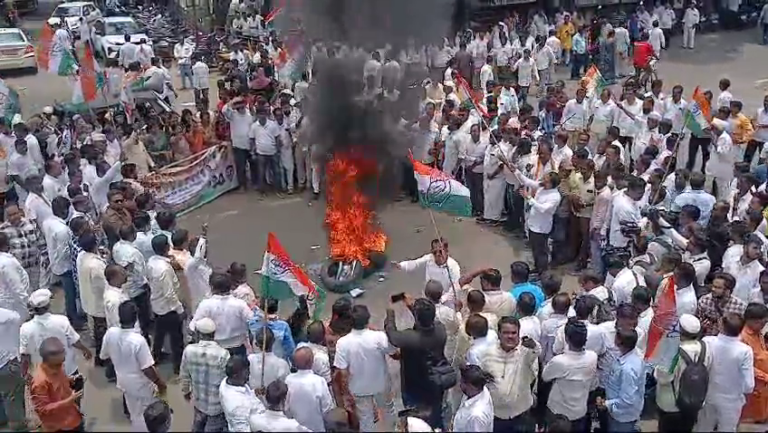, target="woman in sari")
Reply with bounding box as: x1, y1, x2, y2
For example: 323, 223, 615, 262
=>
597, 29, 617, 83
